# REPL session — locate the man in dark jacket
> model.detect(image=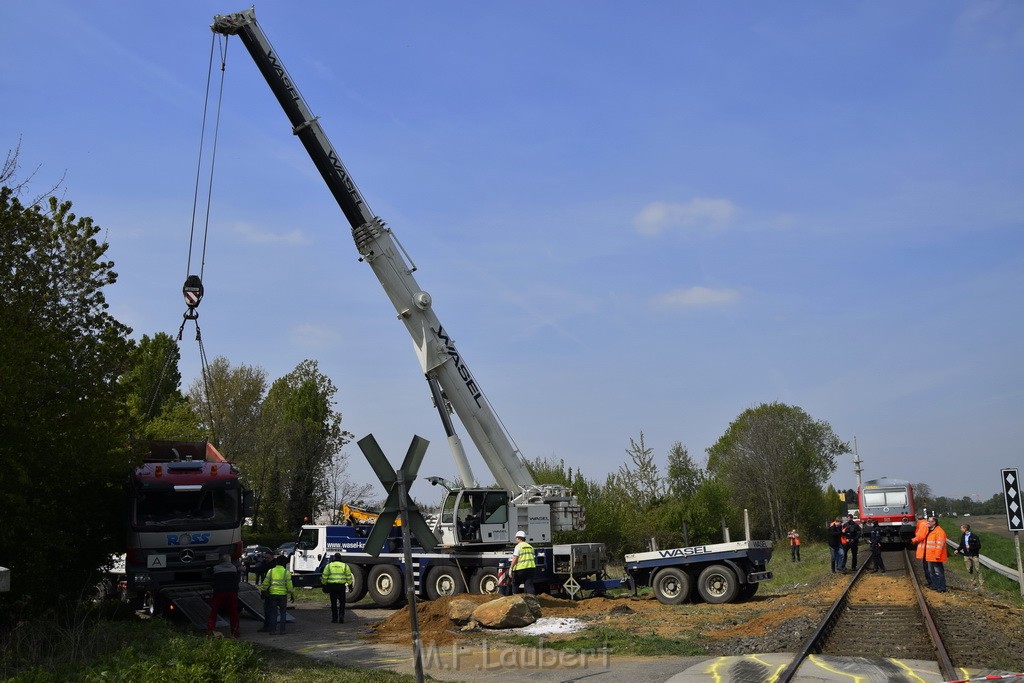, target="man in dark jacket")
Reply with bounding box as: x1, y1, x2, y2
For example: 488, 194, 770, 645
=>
842, 514, 862, 571
827, 517, 843, 573
954, 523, 984, 590
868, 521, 886, 572
206, 553, 241, 638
